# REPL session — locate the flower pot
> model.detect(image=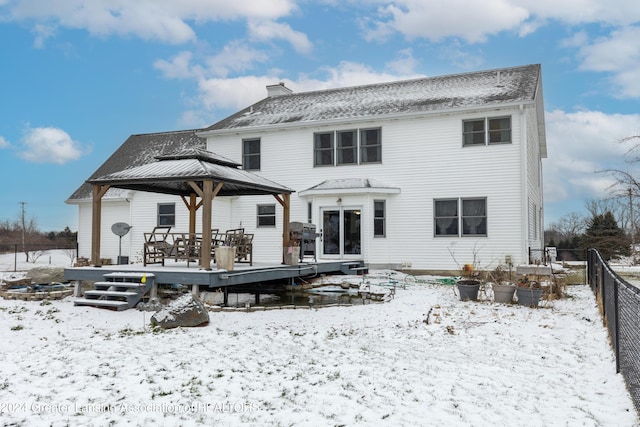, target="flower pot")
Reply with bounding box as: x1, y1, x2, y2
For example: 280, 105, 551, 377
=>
283, 246, 300, 265
215, 246, 236, 271
492, 283, 516, 304
516, 287, 543, 307
456, 280, 480, 301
